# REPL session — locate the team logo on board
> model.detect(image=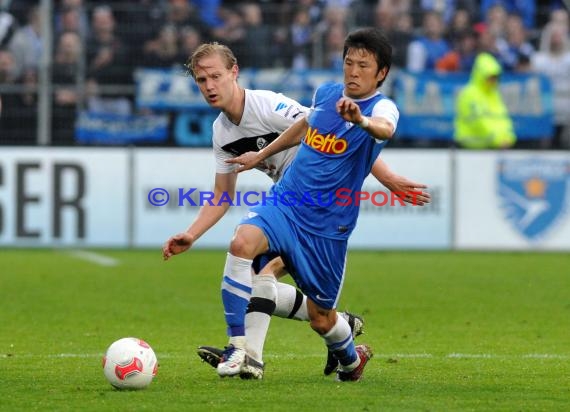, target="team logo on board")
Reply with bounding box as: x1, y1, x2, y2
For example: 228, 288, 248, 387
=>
497, 157, 569, 240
